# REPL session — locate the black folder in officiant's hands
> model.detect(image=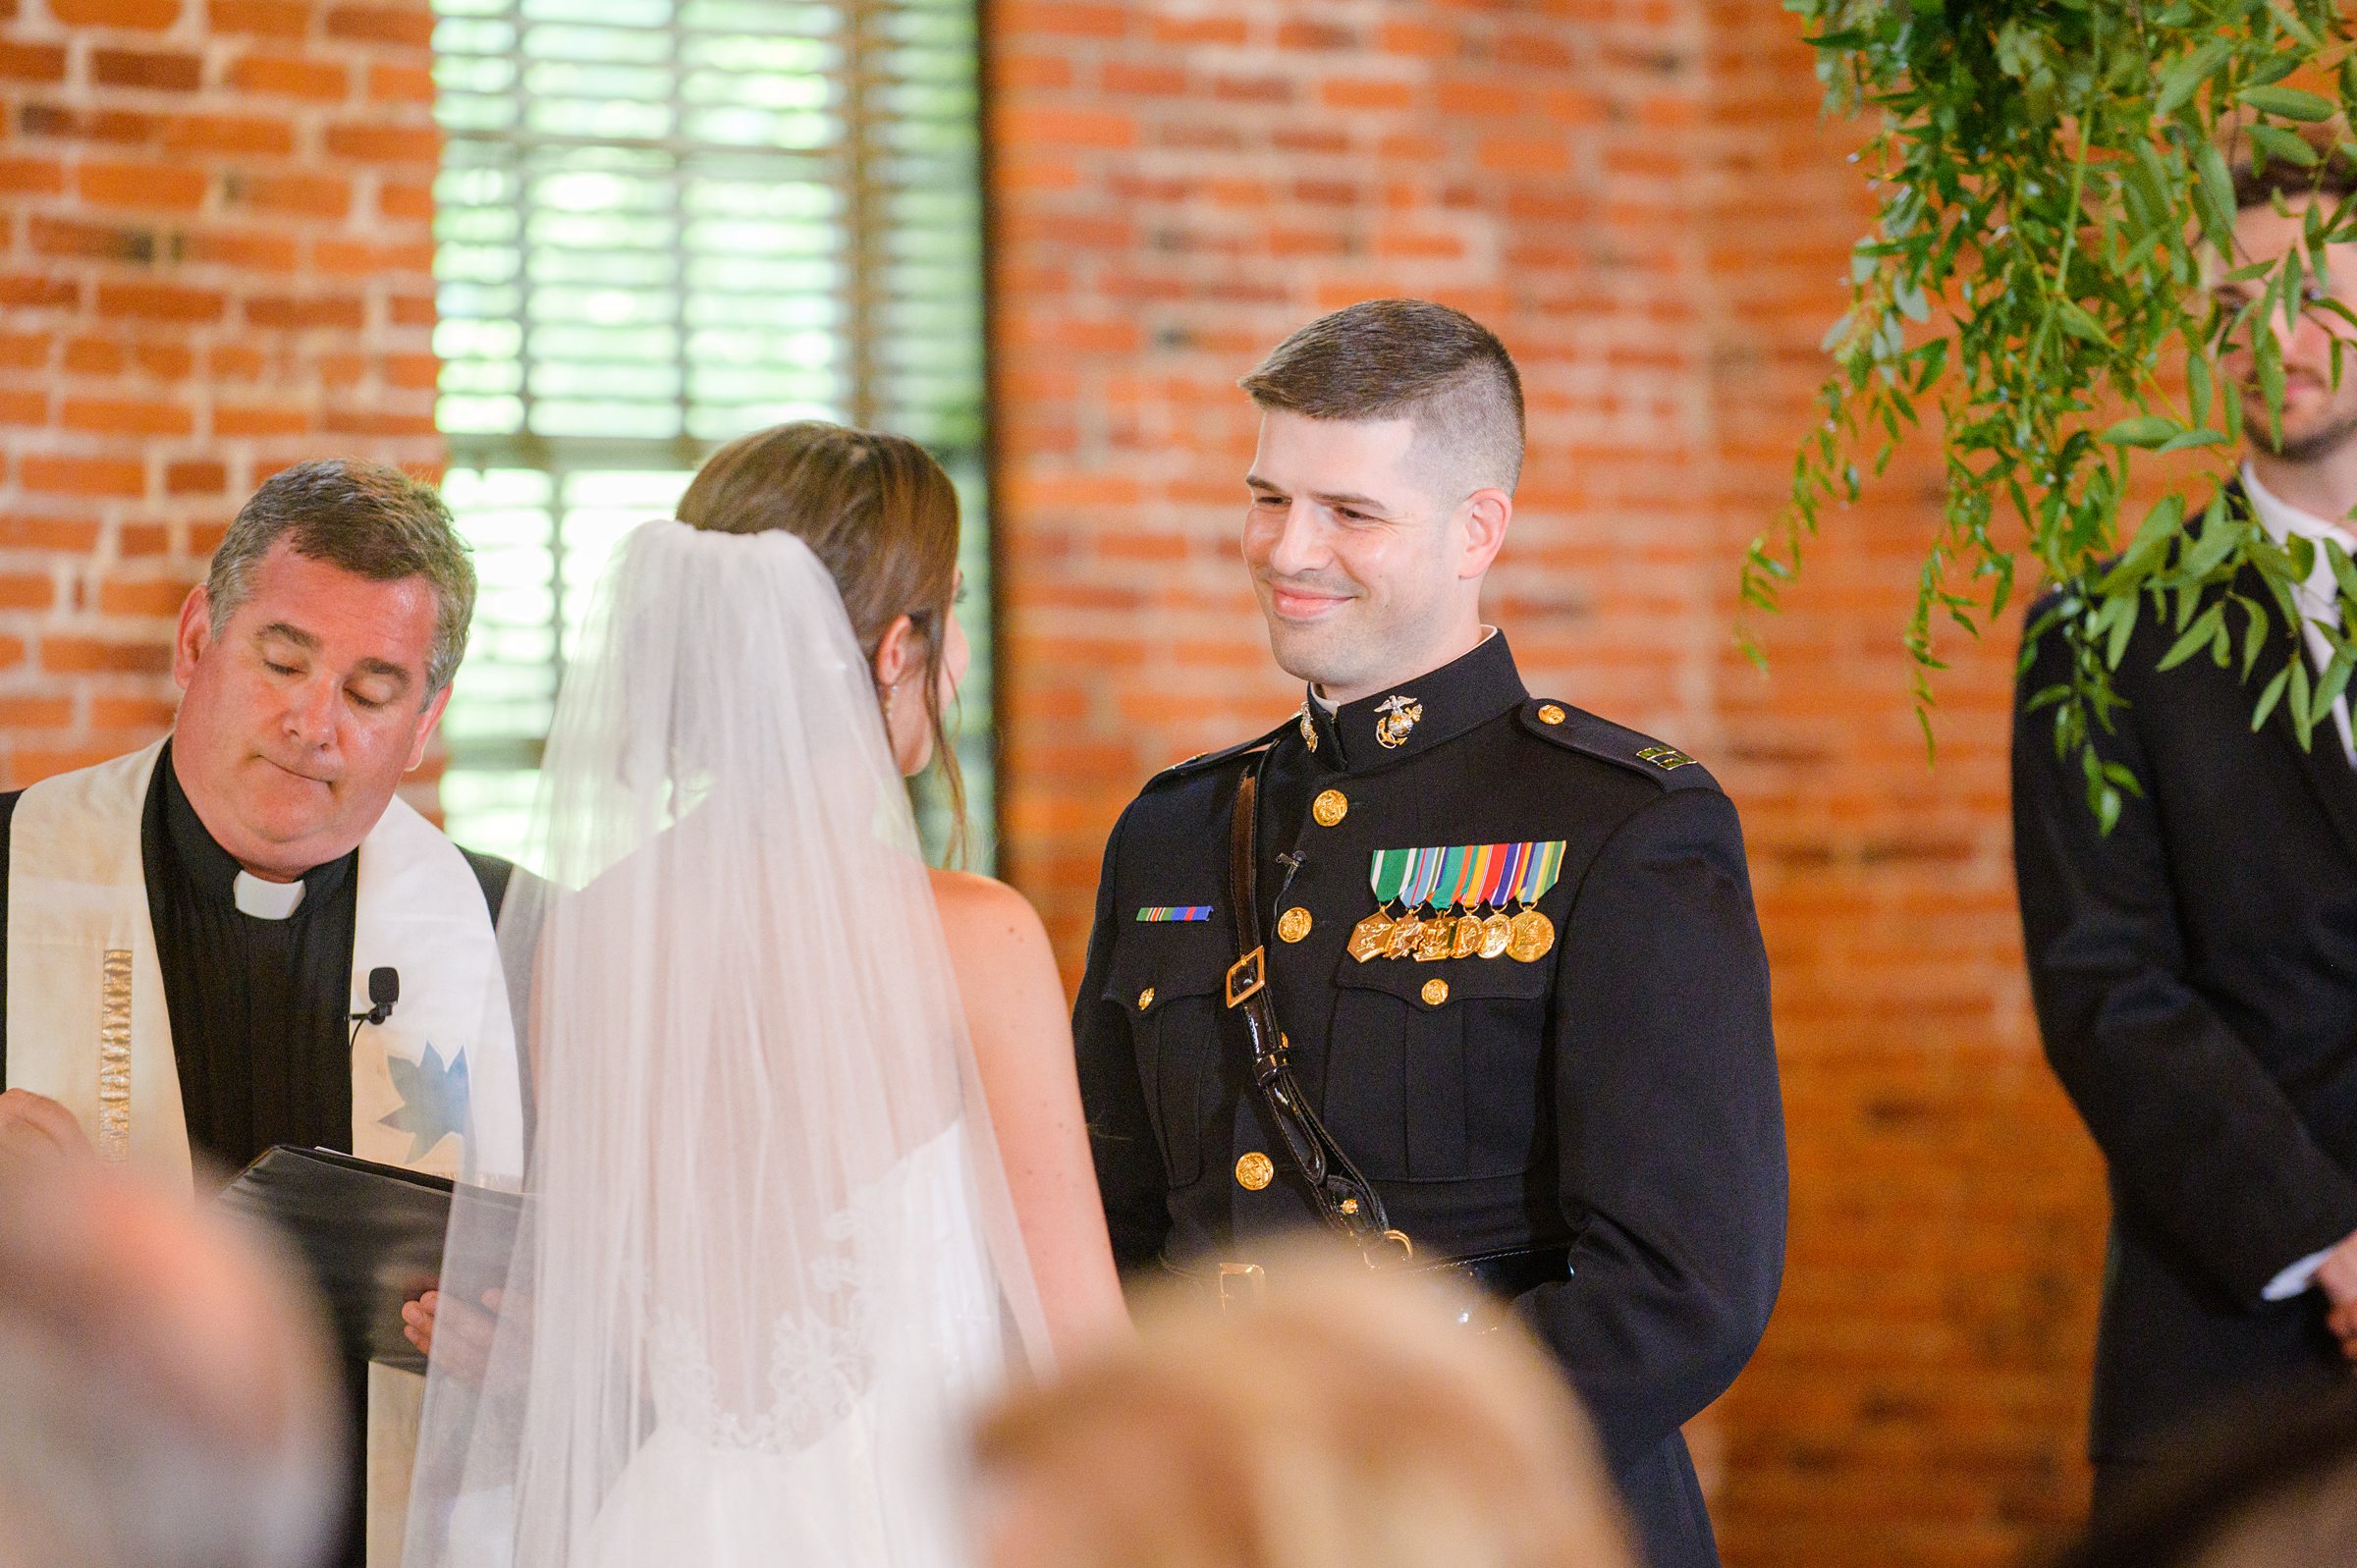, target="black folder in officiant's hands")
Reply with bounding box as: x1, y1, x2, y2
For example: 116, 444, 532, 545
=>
216, 1145, 516, 1375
